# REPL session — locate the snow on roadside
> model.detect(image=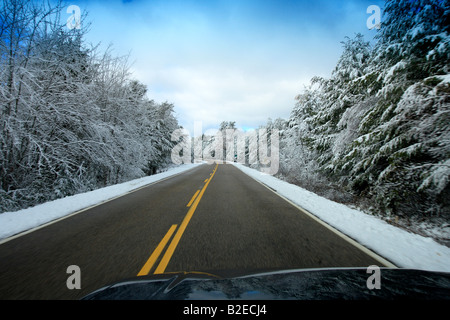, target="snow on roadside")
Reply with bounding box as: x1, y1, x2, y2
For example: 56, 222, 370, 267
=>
232, 163, 450, 273
0, 163, 202, 242
1, 161, 449, 273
